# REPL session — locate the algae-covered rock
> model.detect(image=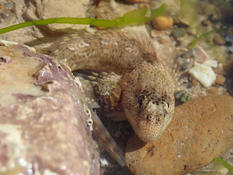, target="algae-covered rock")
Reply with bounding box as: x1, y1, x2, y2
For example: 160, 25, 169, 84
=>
0, 43, 100, 175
